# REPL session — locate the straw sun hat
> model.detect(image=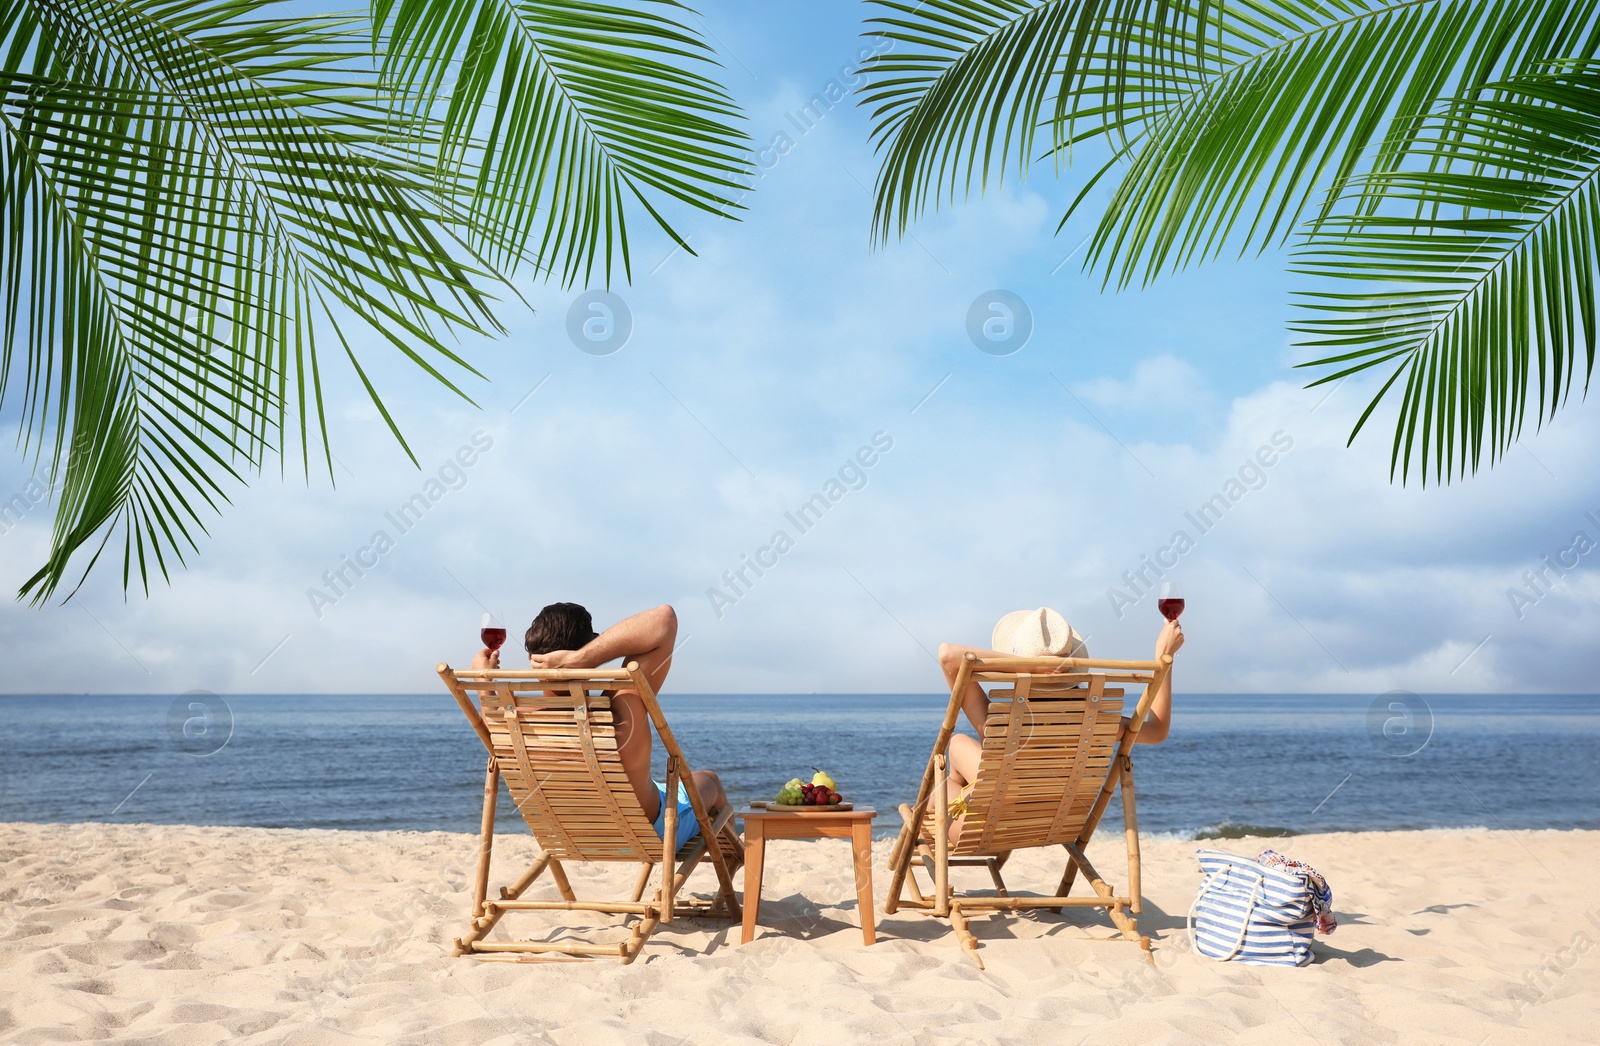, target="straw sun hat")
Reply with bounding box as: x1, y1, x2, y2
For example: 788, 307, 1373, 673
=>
990, 607, 1088, 658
